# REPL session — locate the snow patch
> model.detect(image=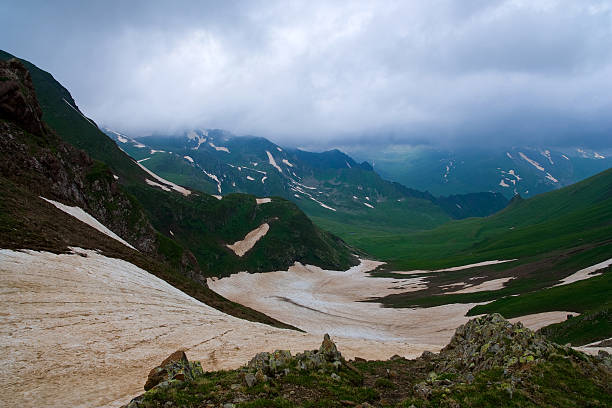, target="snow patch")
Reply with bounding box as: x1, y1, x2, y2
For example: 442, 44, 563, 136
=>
40, 197, 135, 250
282, 159, 294, 167
545, 173, 559, 183
183, 155, 194, 163
136, 160, 191, 196
226, 223, 270, 257
246, 176, 255, 181
113, 175, 119, 180
562, 154, 570, 160
202, 170, 222, 194
594, 152, 605, 159
137, 157, 150, 163
541, 150, 554, 165
209, 142, 230, 153
146, 179, 171, 192
256, 198, 271, 204
506, 152, 513, 159
346, 161, 352, 168
150, 149, 165, 154
499, 179, 510, 187
266, 151, 282, 173
363, 202, 374, 208
519, 152, 545, 171
276, 147, 282, 152
261, 176, 267, 183
555, 258, 612, 286
187, 130, 207, 150
212, 195, 222, 200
